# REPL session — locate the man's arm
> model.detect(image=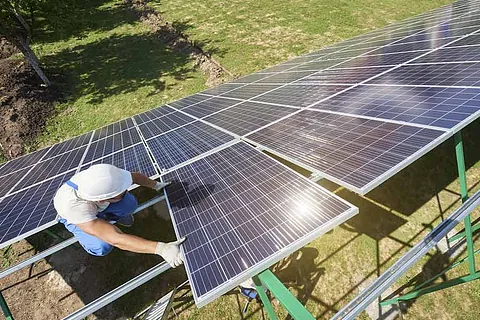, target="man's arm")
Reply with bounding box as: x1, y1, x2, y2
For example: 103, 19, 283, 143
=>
77, 219, 157, 254
131, 172, 157, 189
